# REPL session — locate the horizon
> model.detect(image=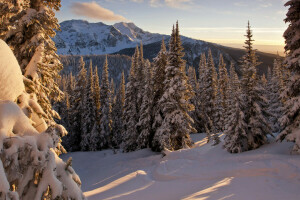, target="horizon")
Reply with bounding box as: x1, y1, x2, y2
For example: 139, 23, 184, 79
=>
56, 0, 288, 56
